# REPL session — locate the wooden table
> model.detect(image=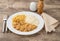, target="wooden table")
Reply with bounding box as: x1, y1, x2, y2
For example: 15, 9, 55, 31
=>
0, 0, 60, 41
